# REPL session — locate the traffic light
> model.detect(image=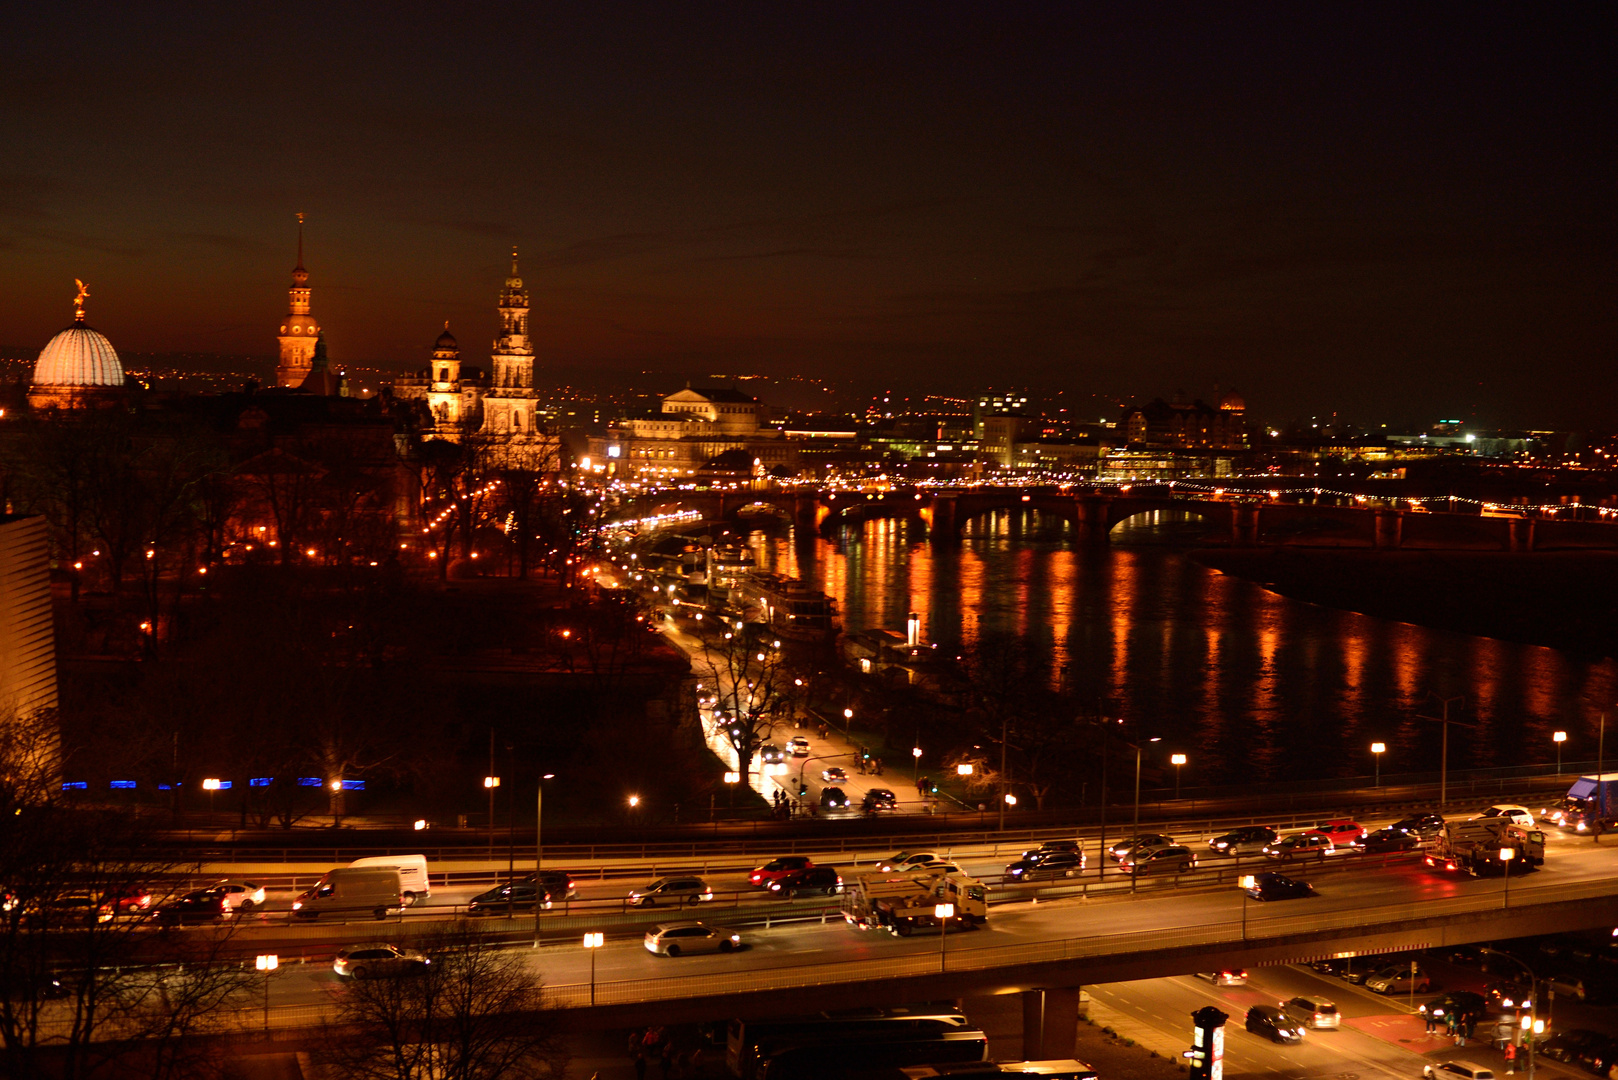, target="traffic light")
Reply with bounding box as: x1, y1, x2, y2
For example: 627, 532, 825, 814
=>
798, 784, 809, 798
1185, 1006, 1228, 1080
